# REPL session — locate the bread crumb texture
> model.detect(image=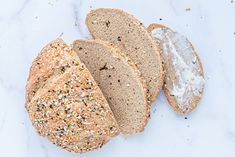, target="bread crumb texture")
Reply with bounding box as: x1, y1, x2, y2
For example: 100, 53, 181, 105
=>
86, 8, 164, 104
73, 40, 149, 135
